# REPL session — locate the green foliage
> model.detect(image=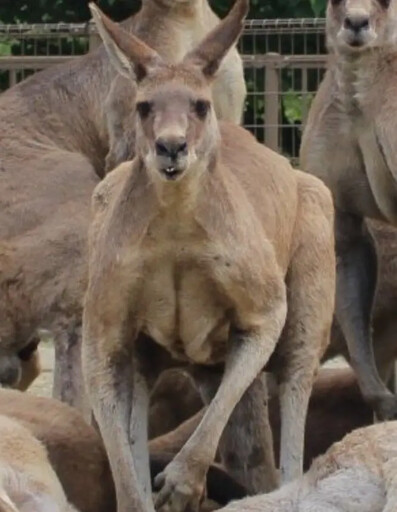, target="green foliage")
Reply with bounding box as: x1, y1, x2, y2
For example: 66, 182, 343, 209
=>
0, 41, 11, 56
0, 0, 327, 23
309, 0, 327, 16
0, 0, 328, 159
